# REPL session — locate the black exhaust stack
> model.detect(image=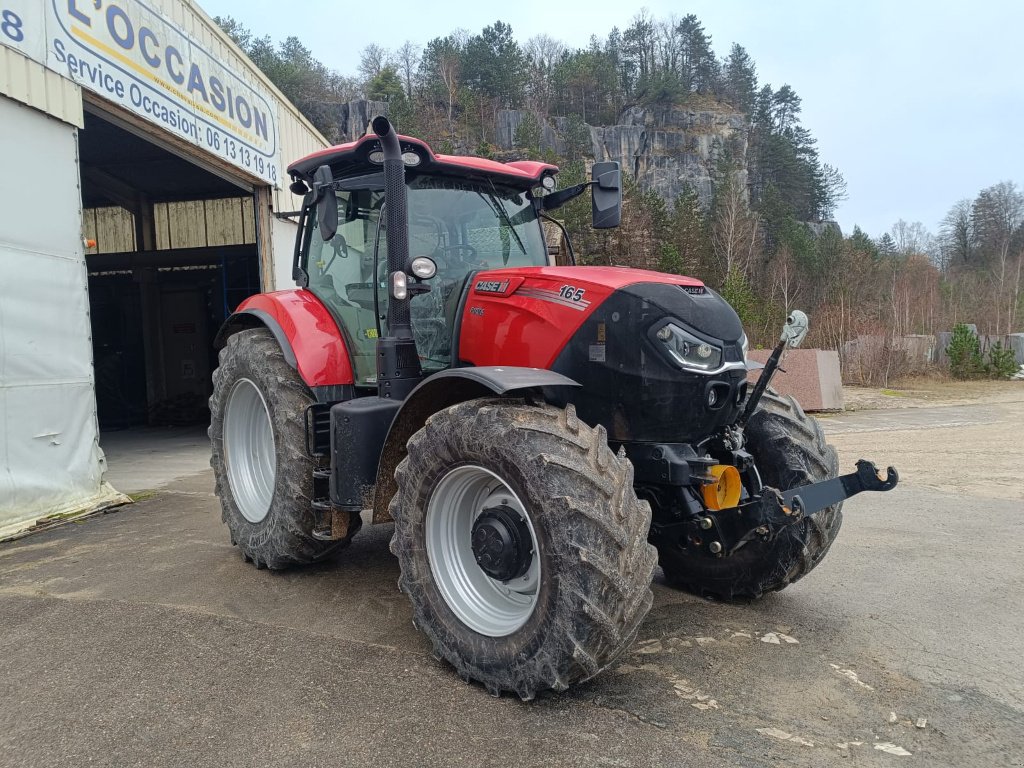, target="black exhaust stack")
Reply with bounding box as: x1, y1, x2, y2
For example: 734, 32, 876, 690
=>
372, 116, 421, 399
